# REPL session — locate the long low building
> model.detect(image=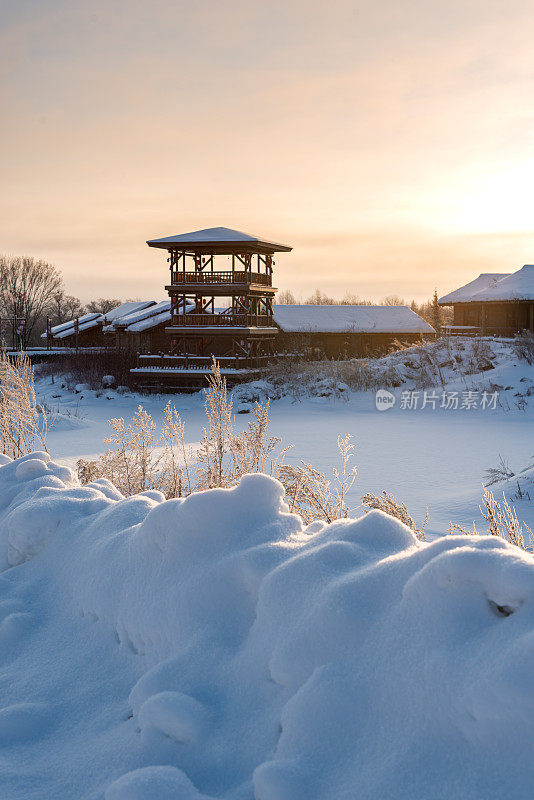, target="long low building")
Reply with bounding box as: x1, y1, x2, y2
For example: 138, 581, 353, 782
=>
42, 302, 158, 347
273, 304, 435, 357
42, 301, 434, 358
439, 266, 534, 335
